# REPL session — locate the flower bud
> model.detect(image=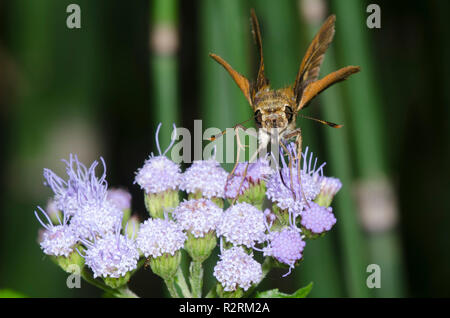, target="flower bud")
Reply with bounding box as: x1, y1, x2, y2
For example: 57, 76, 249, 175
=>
148, 250, 182, 280
103, 272, 132, 289
144, 189, 179, 219
51, 247, 85, 273
314, 177, 342, 208
216, 283, 244, 298
184, 231, 217, 262
180, 159, 228, 204
300, 202, 336, 238
107, 188, 132, 225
